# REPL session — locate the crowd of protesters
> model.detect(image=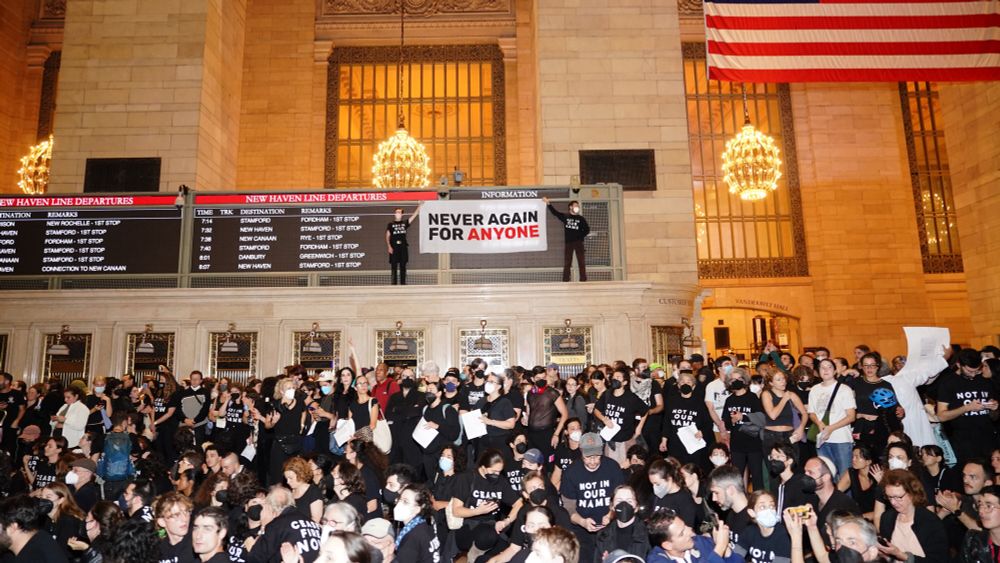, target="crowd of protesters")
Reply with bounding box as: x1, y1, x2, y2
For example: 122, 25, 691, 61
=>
0, 338, 997, 563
